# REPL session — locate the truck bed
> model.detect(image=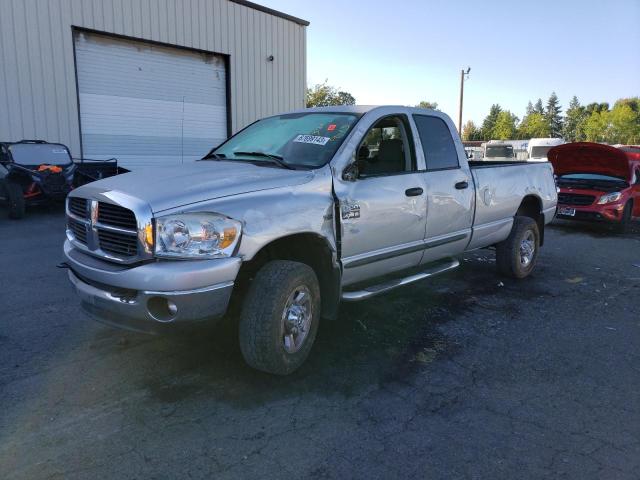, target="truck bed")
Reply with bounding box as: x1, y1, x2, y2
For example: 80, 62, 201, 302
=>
466, 160, 556, 250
